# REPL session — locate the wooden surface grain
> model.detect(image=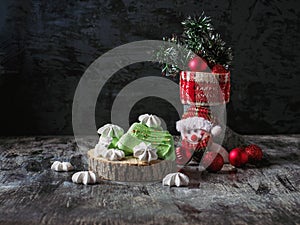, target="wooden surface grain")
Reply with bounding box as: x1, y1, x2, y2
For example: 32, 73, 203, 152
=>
0, 135, 299, 225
